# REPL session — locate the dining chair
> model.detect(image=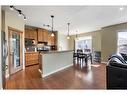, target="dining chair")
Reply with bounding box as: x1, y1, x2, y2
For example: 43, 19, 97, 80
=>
73, 52, 78, 64
77, 49, 83, 53
77, 49, 83, 63
78, 53, 88, 64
